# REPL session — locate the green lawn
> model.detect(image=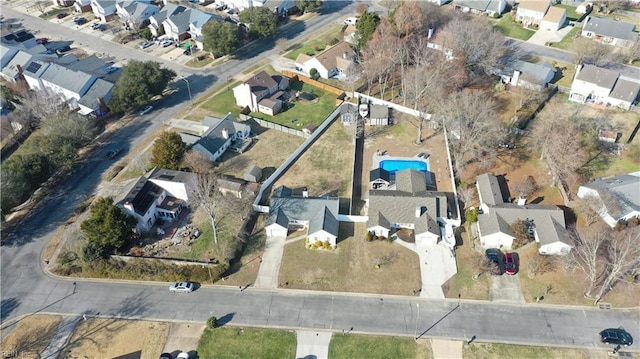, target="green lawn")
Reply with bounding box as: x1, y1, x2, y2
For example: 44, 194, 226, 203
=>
197, 327, 296, 359
494, 14, 536, 41
465, 342, 592, 359
553, 4, 580, 21
549, 26, 581, 50
285, 39, 327, 60
546, 58, 576, 88
202, 80, 339, 129
329, 334, 422, 359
